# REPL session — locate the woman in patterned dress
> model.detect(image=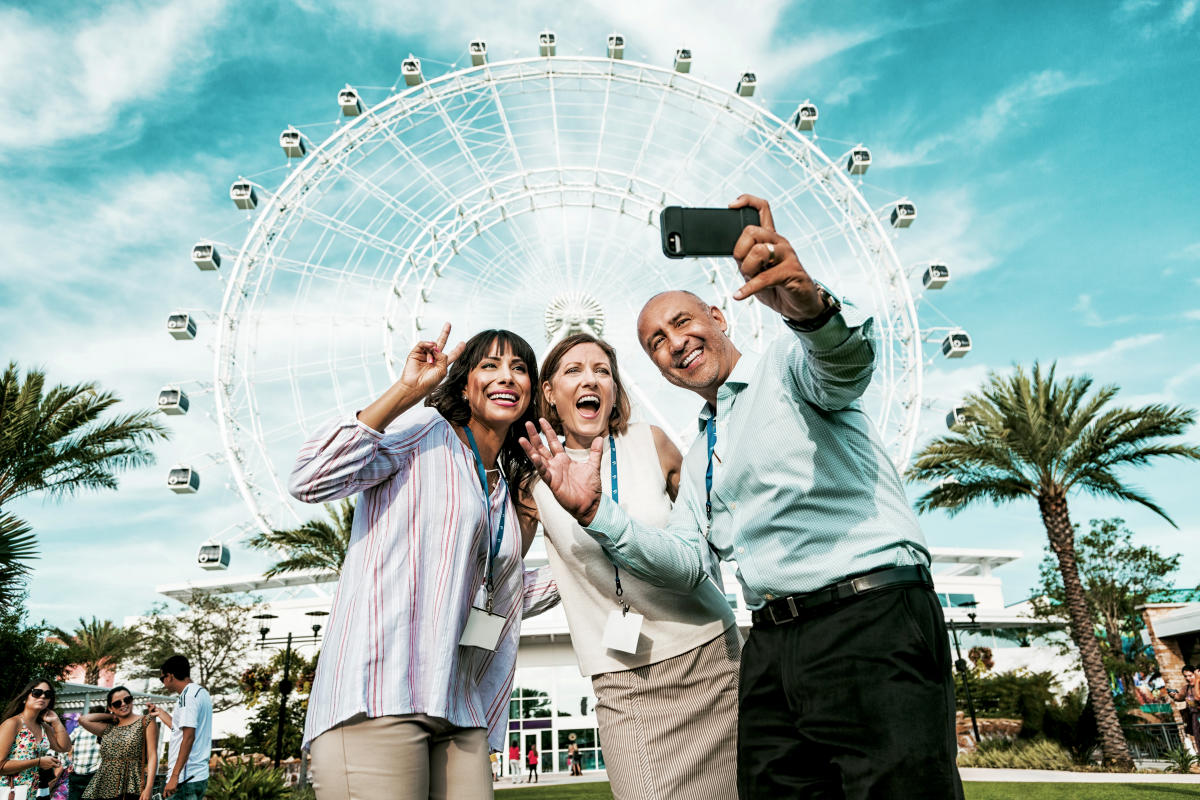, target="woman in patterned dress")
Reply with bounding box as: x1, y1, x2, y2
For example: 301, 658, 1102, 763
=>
76, 687, 157, 800
0, 679, 70, 794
